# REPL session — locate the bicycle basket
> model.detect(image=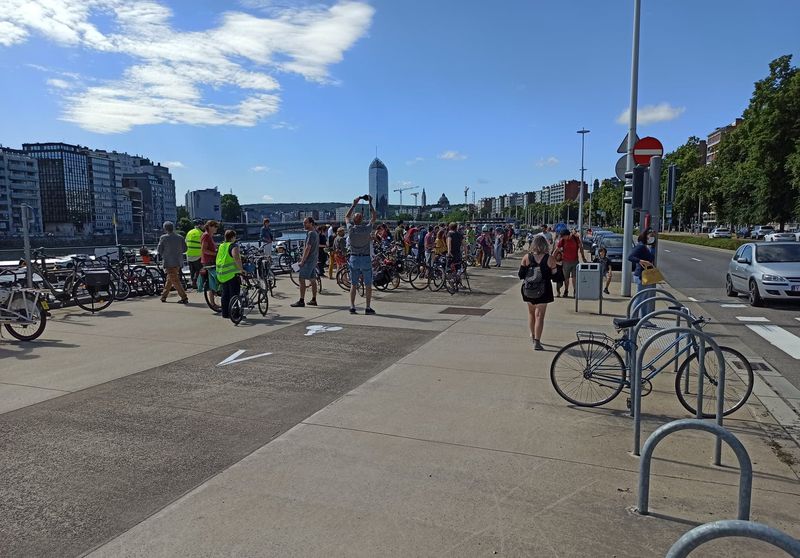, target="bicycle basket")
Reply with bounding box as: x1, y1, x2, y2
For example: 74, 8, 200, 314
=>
83, 270, 111, 287
576, 330, 614, 344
